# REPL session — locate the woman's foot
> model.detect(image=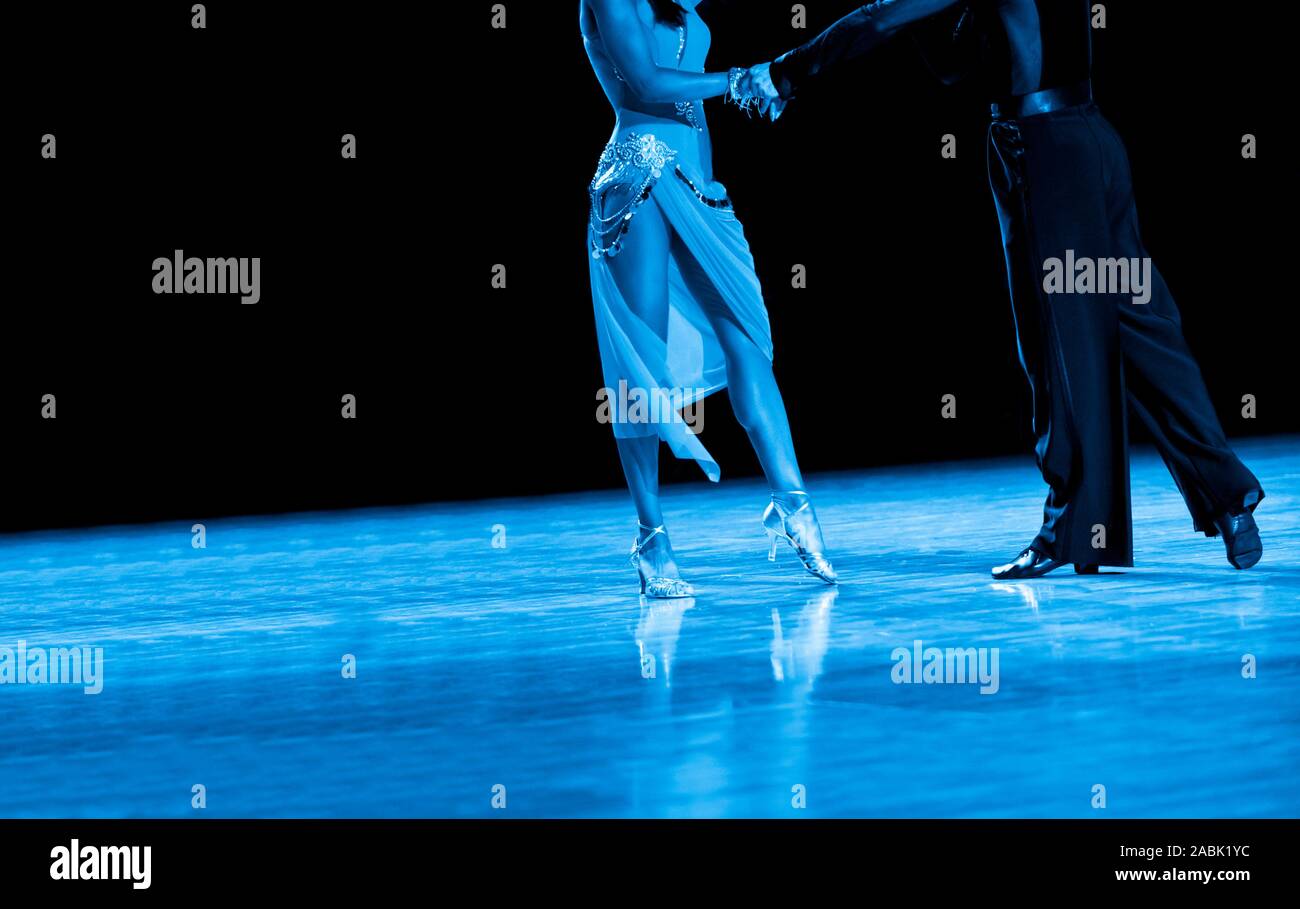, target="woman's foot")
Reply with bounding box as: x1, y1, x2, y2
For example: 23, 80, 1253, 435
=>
763, 491, 837, 584
630, 524, 694, 598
